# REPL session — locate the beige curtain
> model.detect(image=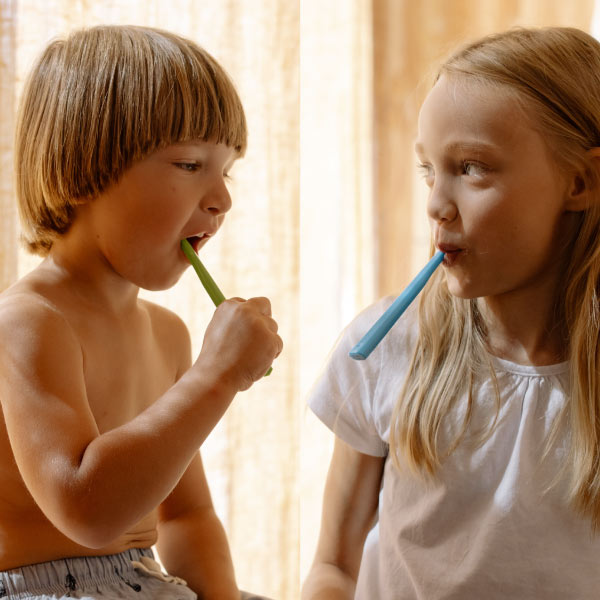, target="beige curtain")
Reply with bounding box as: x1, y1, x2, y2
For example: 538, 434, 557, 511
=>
0, 0, 17, 290
299, 0, 375, 582
2, 1, 600, 598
